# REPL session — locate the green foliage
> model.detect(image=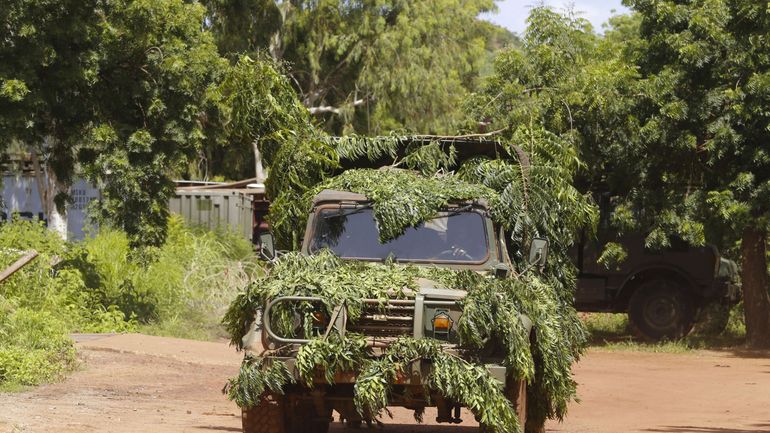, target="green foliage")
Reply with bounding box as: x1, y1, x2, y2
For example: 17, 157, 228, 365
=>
316, 168, 496, 242
616, 0, 770, 235
467, 6, 638, 226
354, 337, 520, 433
77, 215, 261, 339
456, 131, 597, 261
206, 54, 315, 180
227, 332, 522, 433
201, 0, 500, 135
0, 0, 100, 190
1, 0, 228, 248
296, 334, 370, 386
0, 221, 81, 388
0, 218, 134, 334
617, 0, 770, 346
223, 250, 417, 345
79, 0, 227, 248
435, 269, 583, 421
597, 242, 628, 270
232, 129, 595, 430
265, 133, 340, 249
225, 355, 293, 408
224, 251, 583, 425
266, 133, 596, 258
465, 6, 715, 250
0, 215, 259, 388
0, 307, 77, 387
